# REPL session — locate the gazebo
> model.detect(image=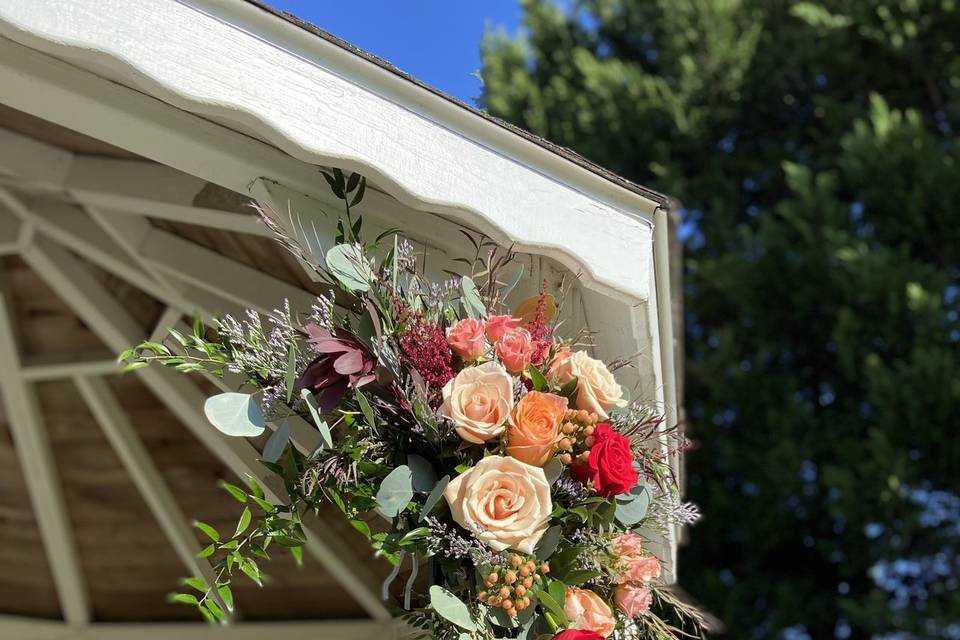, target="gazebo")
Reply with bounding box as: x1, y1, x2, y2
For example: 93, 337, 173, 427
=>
0, 1, 682, 638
